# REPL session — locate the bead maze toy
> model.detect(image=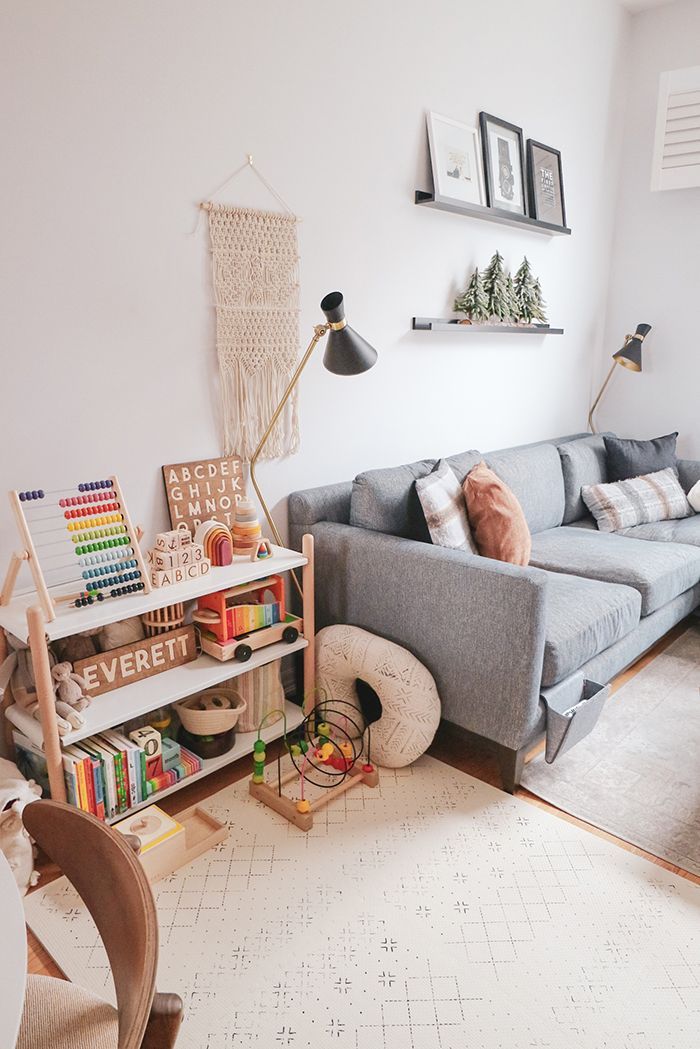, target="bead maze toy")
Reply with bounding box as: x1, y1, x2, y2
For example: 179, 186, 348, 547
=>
193, 574, 302, 662
249, 698, 379, 832
1, 477, 150, 622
